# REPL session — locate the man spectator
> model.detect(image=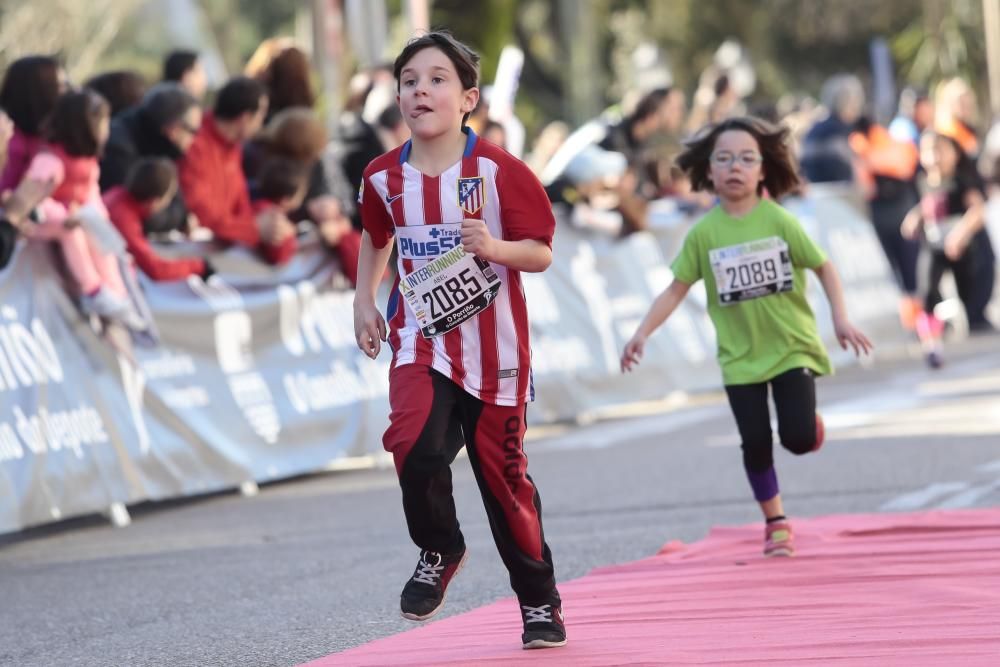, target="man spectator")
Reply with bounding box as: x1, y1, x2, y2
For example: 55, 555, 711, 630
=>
163, 50, 208, 101
179, 77, 295, 265
100, 83, 202, 236
800, 74, 866, 185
